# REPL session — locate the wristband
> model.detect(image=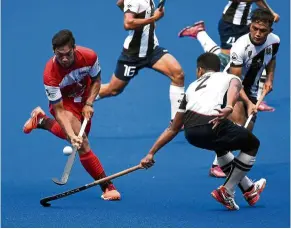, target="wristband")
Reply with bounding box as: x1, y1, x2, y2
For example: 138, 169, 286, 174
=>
225, 105, 234, 112
85, 102, 93, 107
